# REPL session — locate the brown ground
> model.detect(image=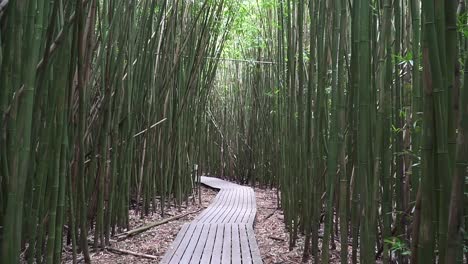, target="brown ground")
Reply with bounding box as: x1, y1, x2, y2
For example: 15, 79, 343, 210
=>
62, 185, 351, 264
253, 187, 351, 264
62, 187, 217, 264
